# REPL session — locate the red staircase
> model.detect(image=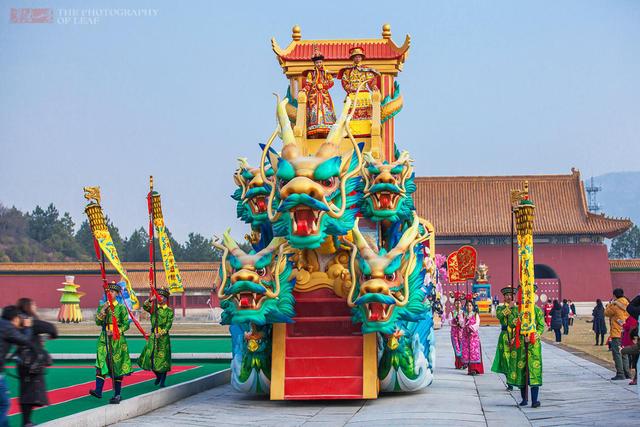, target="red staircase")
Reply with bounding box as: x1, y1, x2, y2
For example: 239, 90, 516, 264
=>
283, 289, 365, 400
